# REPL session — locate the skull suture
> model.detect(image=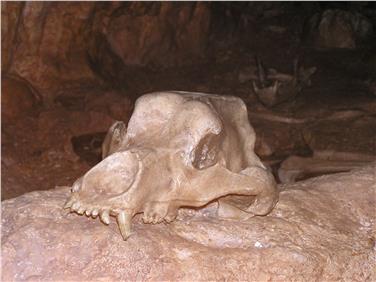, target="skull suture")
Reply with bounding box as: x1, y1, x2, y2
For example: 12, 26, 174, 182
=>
64, 92, 279, 240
